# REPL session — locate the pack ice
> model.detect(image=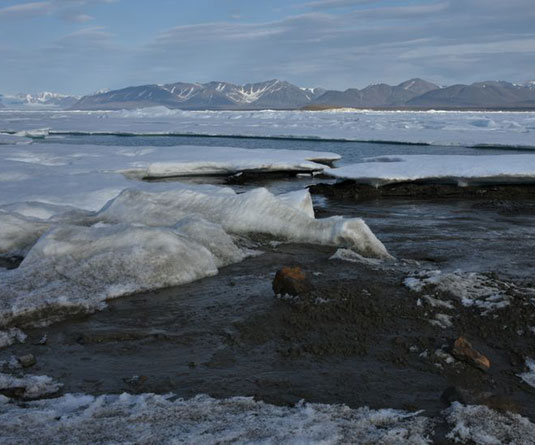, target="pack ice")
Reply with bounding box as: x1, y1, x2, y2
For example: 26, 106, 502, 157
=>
1, 108, 534, 148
